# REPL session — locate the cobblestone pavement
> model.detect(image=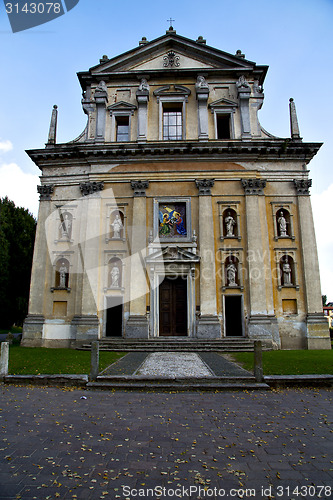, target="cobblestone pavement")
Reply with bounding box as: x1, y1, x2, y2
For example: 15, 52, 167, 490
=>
0, 386, 332, 500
